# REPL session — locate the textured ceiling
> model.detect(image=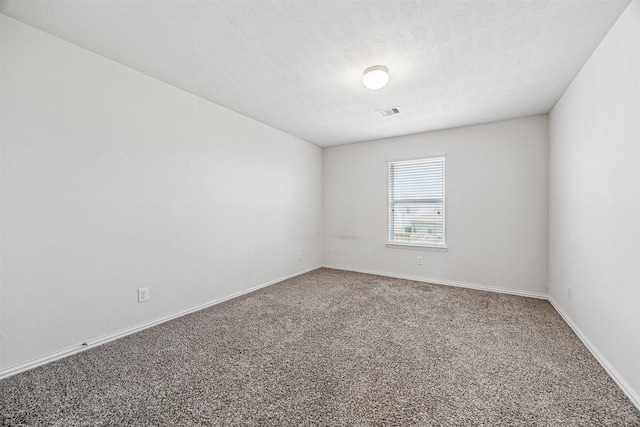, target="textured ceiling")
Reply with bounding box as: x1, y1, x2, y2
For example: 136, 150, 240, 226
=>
0, 0, 631, 147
